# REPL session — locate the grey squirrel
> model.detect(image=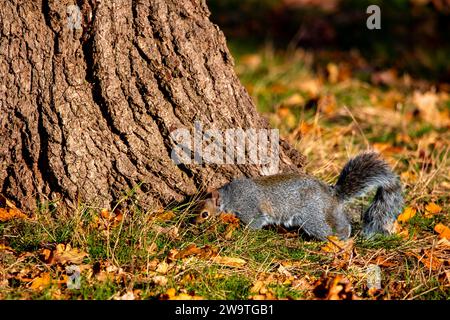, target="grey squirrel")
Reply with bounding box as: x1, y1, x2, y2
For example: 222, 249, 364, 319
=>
196, 152, 403, 240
